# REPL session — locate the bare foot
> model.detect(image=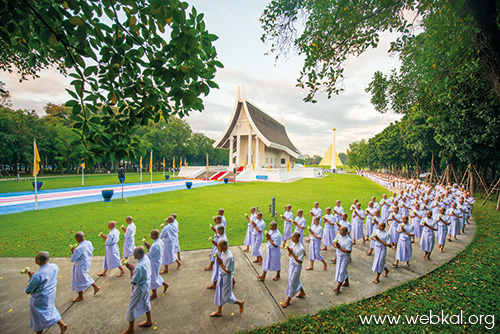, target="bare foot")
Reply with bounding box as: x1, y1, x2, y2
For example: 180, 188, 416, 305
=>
272, 276, 280, 281
258, 260, 263, 265
306, 266, 314, 271
93, 286, 100, 295
353, 241, 356, 245
392, 263, 398, 267
97, 272, 106, 276
206, 283, 216, 289
177, 261, 182, 269
150, 294, 157, 301
162, 283, 170, 293
160, 269, 168, 274
256, 275, 265, 281
424, 257, 430, 261
366, 251, 372, 256
120, 329, 133, 334
383, 271, 388, 278
295, 291, 306, 298
281, 301, 290, 308
244, 248, 250, 252
373, 279, 379, 284
71, 296, 84, 302
204, 265, 213, 271
116, 271, 125, 277
440, 249, 444, 253
210, 311, 222, 317
331, 259, 336, 264
139, 321, 153, 327
252, 259, 259, 263
60, 324, 68, 334
404, 263, 409, 267
239, 300, 245, 313
362, 239, 366, 244
333, 289, 340, 295
321, 247, 327, 251
341, 282, 349, 287
323, 263, 328, 271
